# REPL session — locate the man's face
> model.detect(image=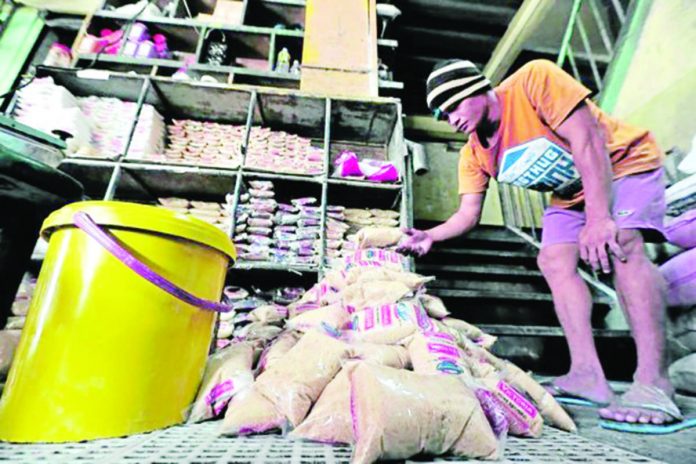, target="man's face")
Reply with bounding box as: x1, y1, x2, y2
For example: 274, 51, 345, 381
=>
446, 93, 488, 134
